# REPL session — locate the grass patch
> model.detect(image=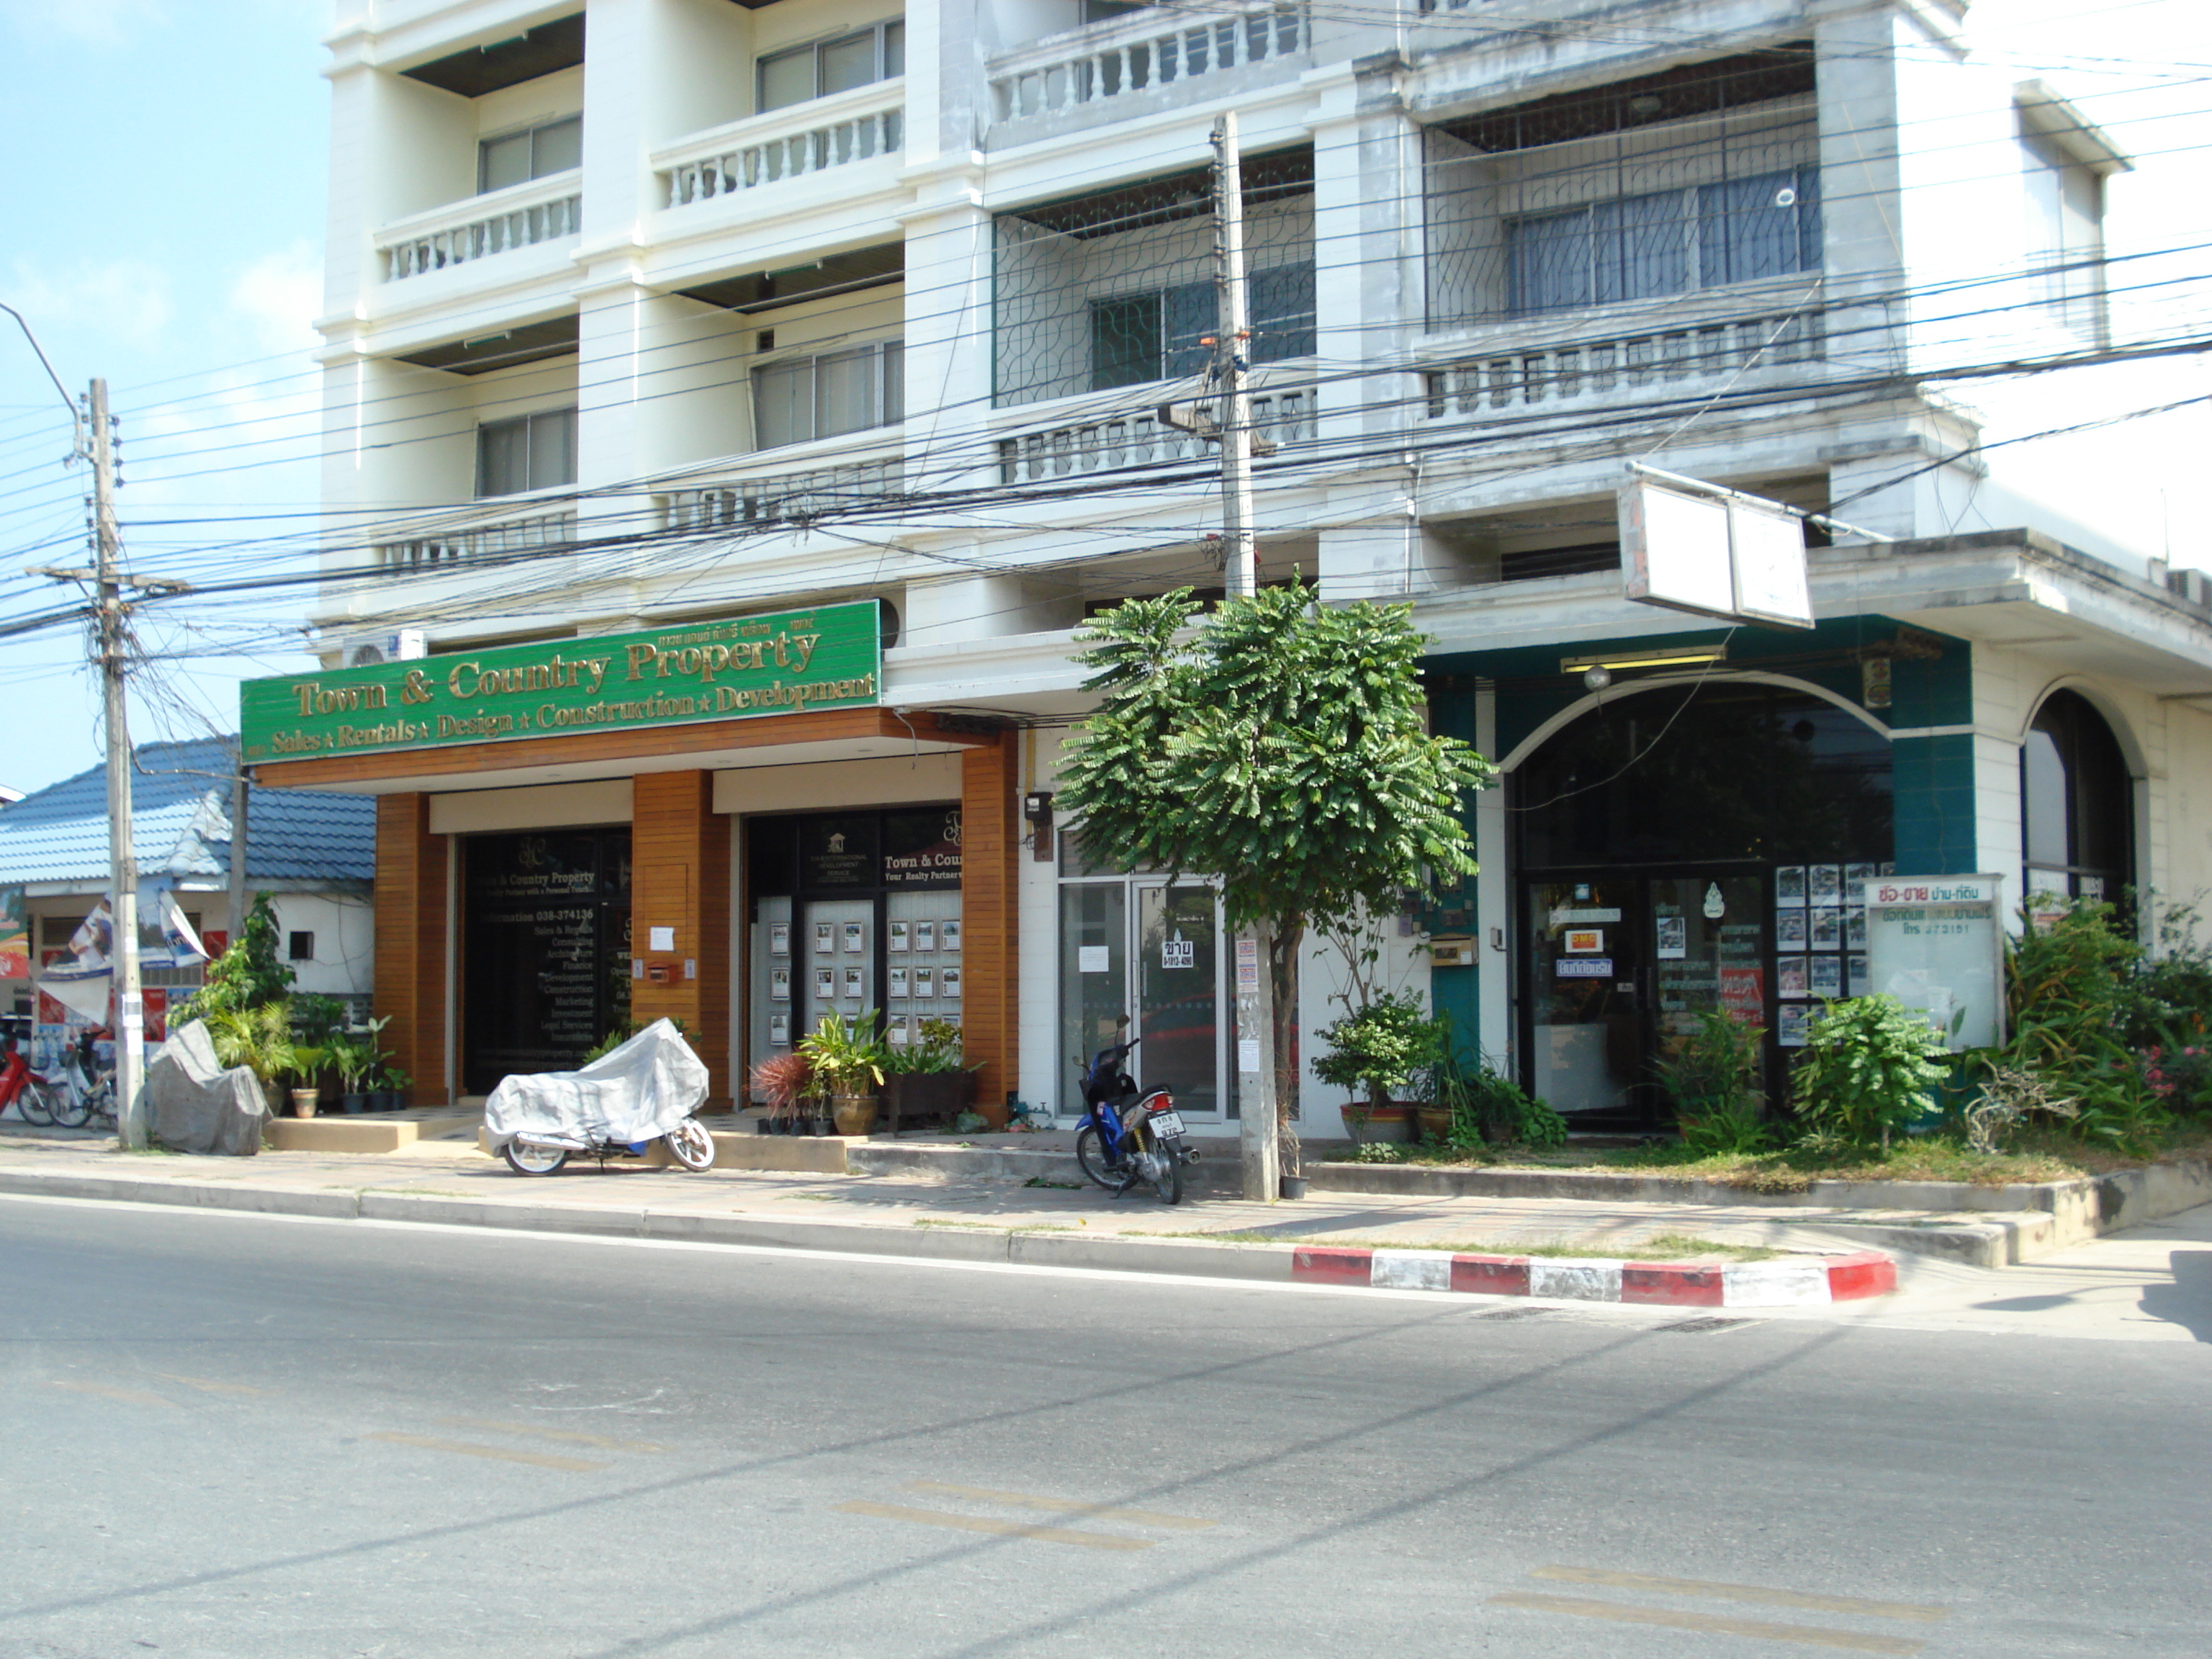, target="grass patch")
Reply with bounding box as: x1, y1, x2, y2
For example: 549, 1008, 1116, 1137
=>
1348, 1125, 2212, 1190
1136, 1227, 1776, 1262
911, 1218, 1078, 1233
